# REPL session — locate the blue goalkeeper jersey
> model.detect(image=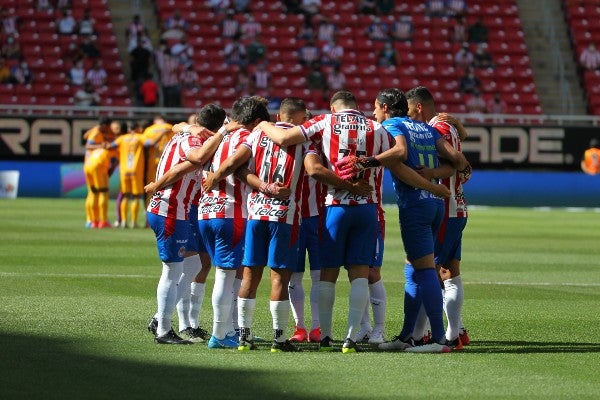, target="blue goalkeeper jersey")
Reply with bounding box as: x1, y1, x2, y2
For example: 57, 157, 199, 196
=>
382, 116, 443, 207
